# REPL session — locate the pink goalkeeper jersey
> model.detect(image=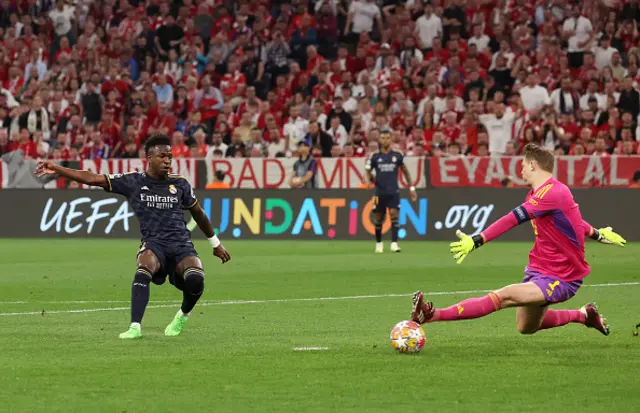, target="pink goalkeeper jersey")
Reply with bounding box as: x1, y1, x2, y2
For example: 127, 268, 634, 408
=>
519, 178, 590, 281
